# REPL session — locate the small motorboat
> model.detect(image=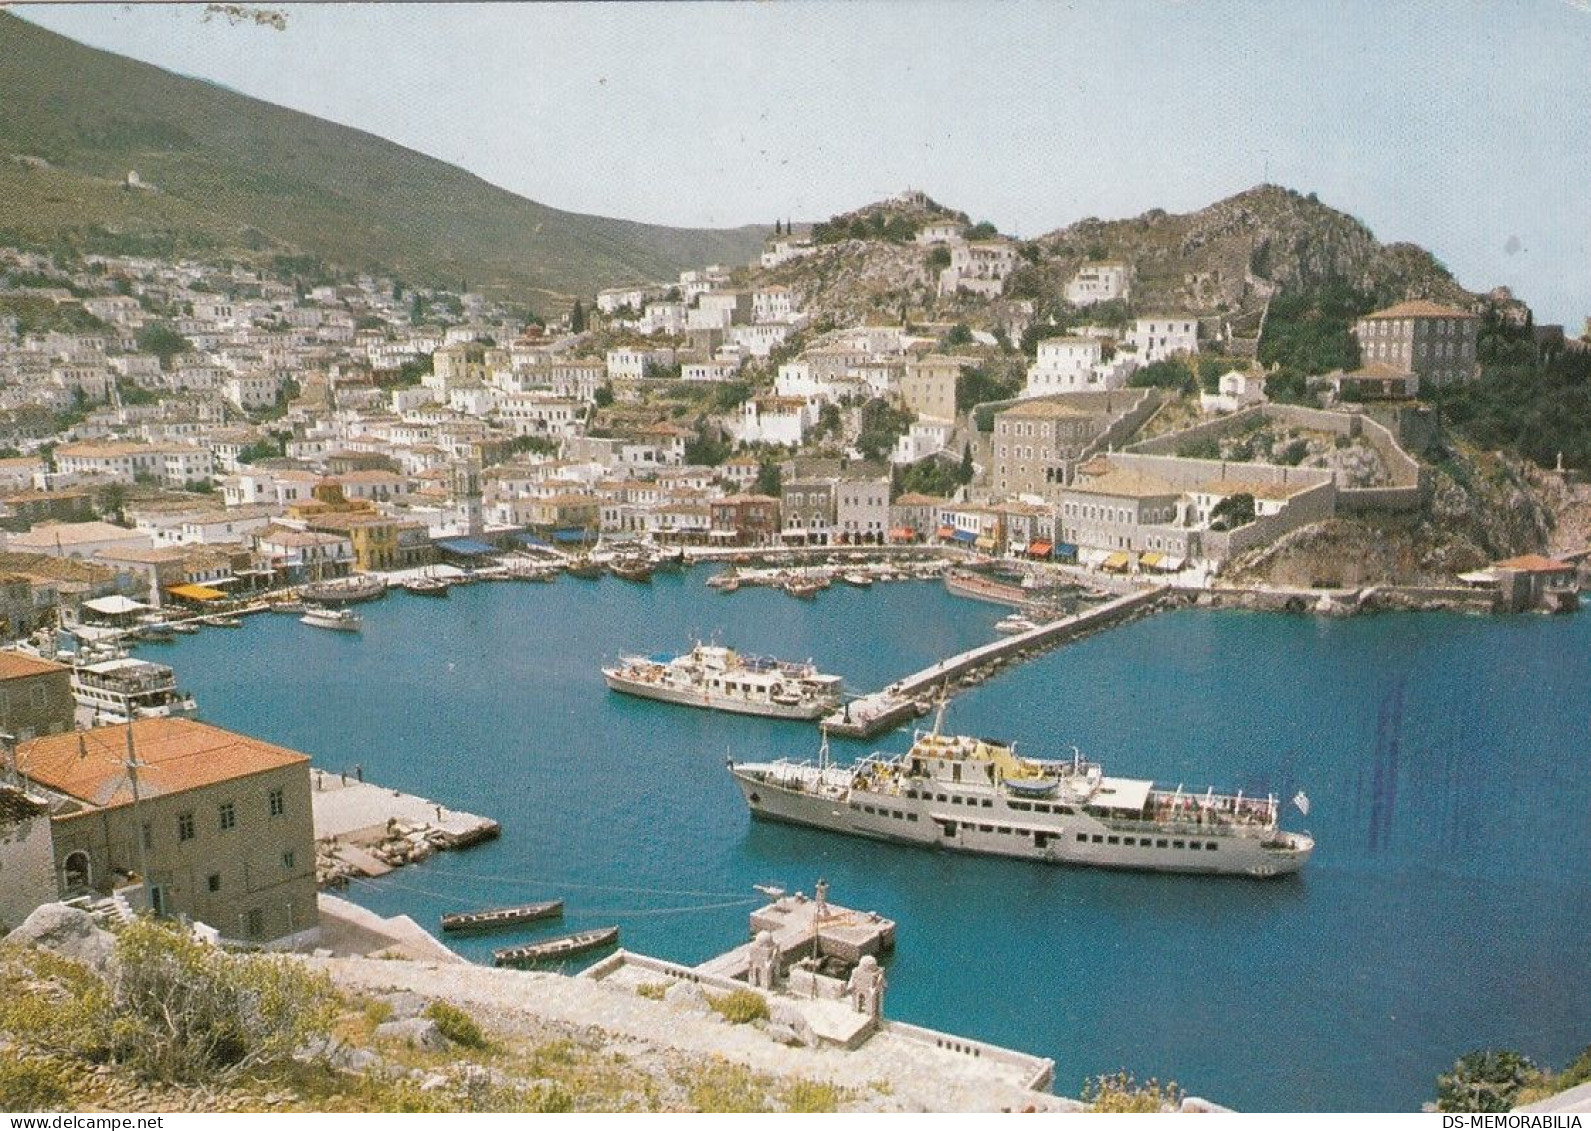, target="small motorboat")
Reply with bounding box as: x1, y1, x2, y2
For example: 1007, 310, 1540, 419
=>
493, 926, 620, 967
995, 614, 1039, 635
201, 615, 244, 628
440, 900, 564, 935
784, 578, 821, 599
402, 576, 451, 597
301, 607, 362, 632
842, 573, 875, 588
